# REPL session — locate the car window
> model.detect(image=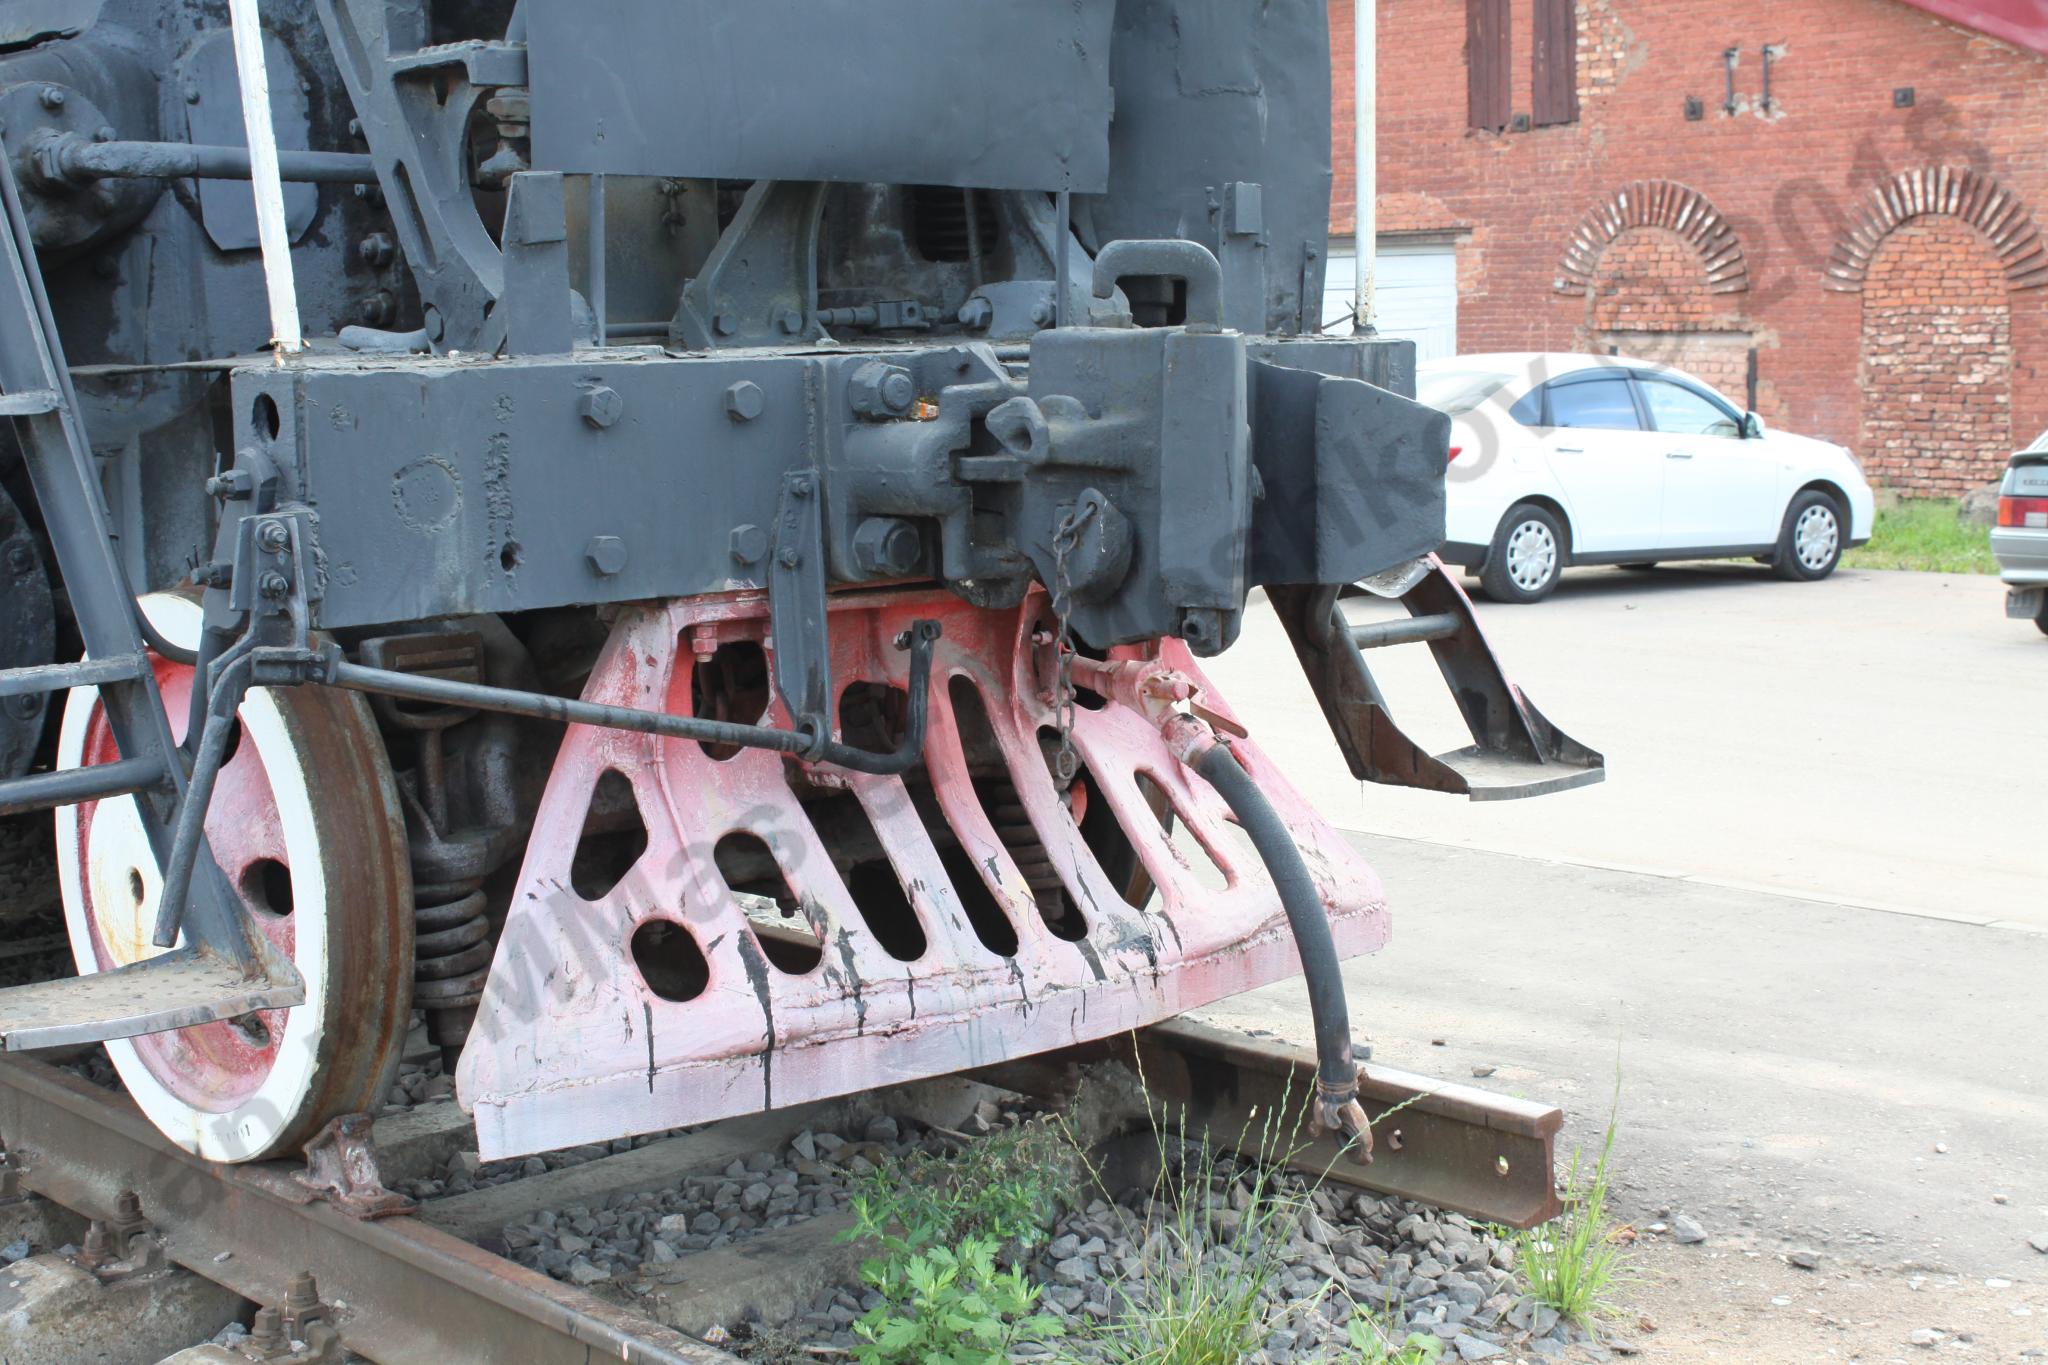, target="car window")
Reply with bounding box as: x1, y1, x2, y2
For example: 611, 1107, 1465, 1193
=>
1416, 369, 1515, 416
1509, 388, 1544, 426
2027, 428, 2048, 453
1543, 377, 1641, 432
1639, 378, 1741, 438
